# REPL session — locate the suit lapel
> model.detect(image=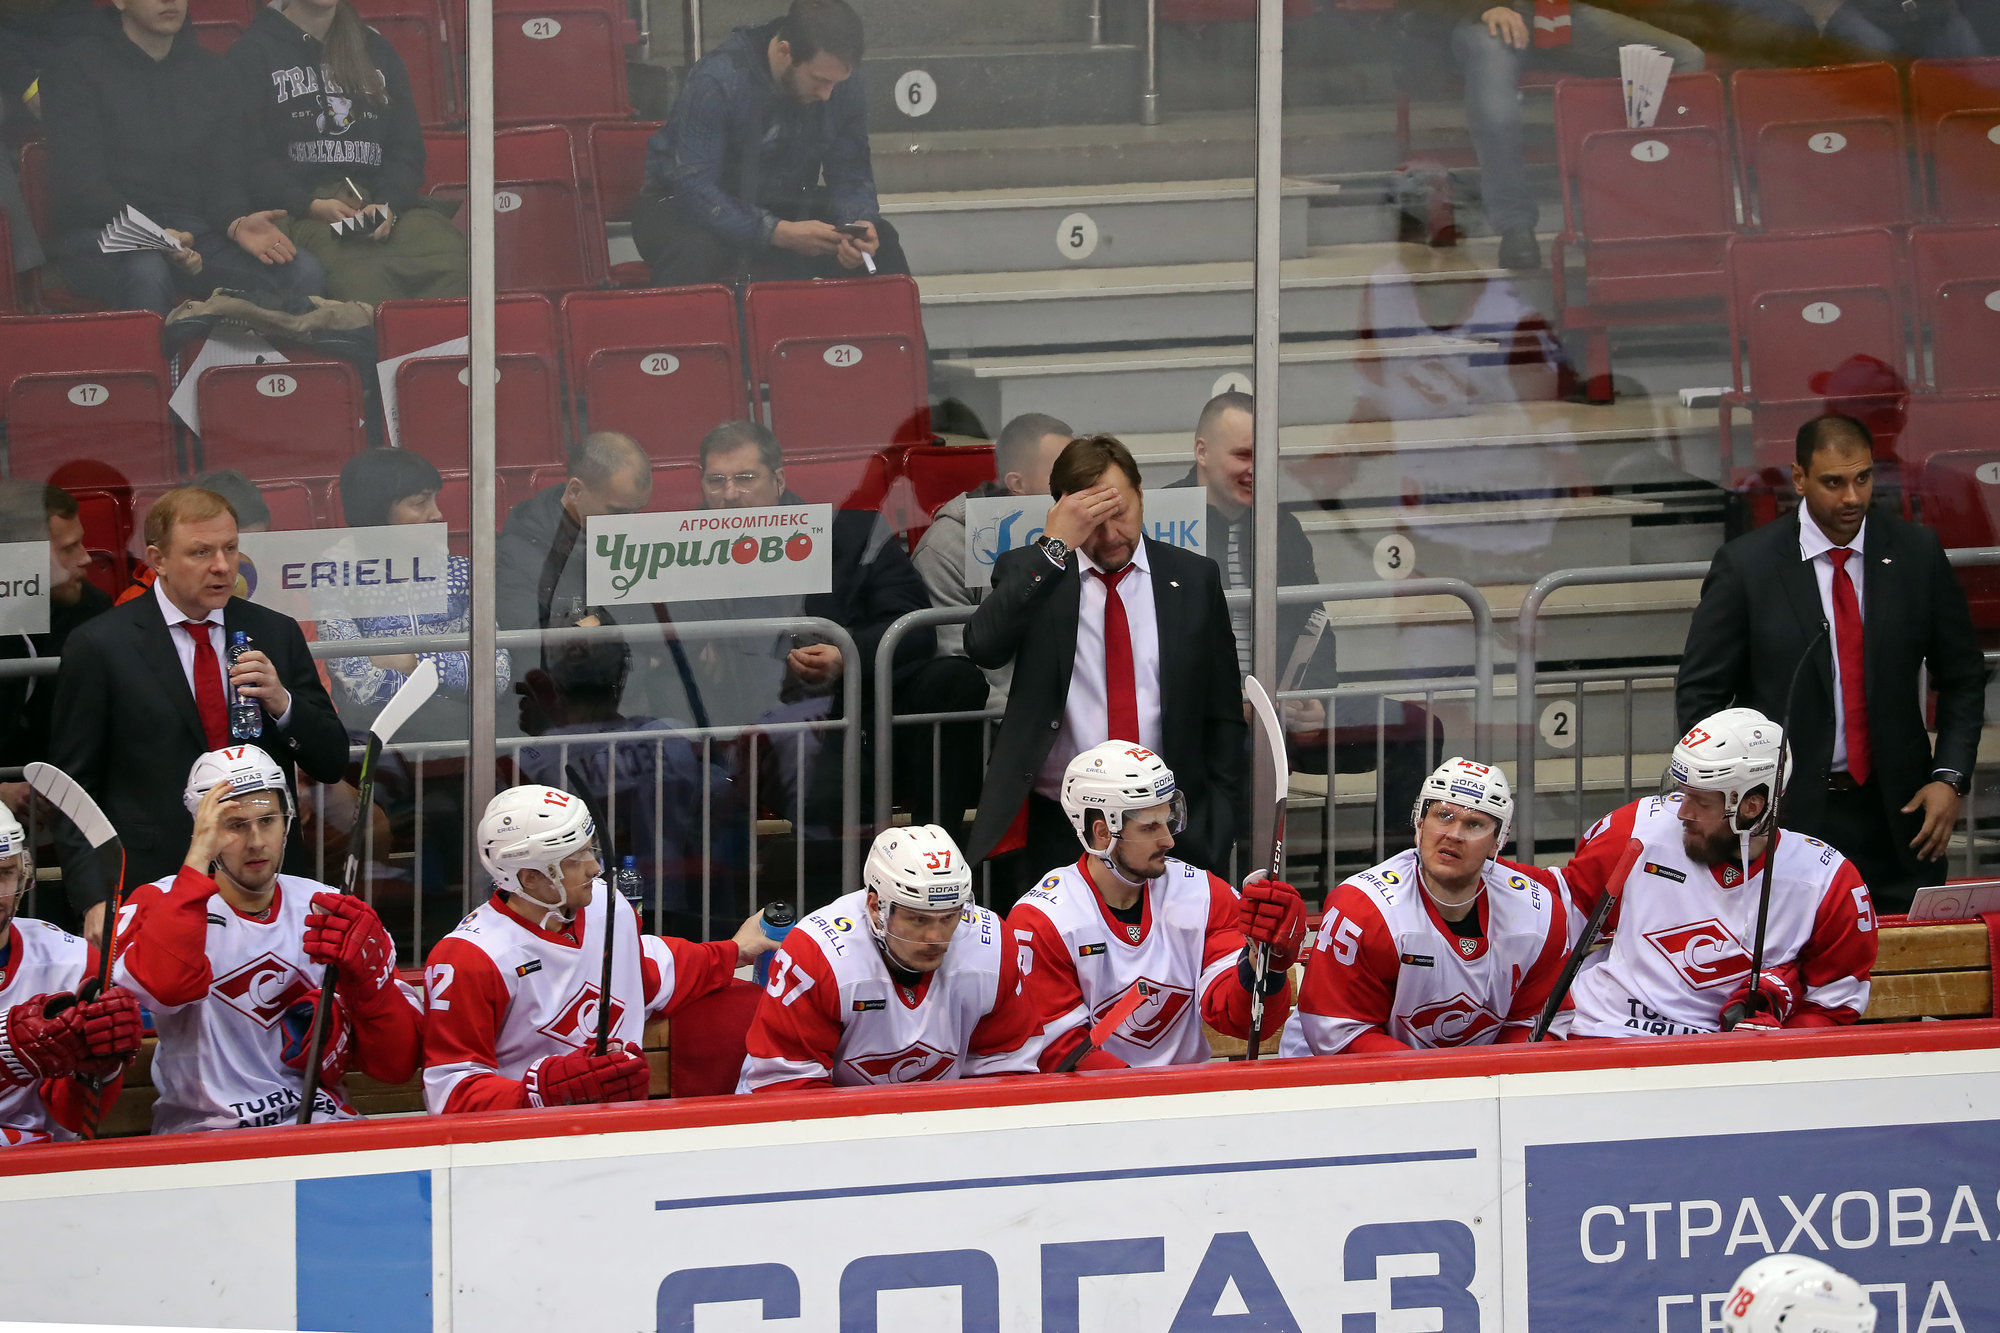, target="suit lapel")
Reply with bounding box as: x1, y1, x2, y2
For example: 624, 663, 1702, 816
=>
1860, 519, 1894, 702
134, 591, 208, 745
1144, 541, 1184, 711
1775, 516, 1834, 699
